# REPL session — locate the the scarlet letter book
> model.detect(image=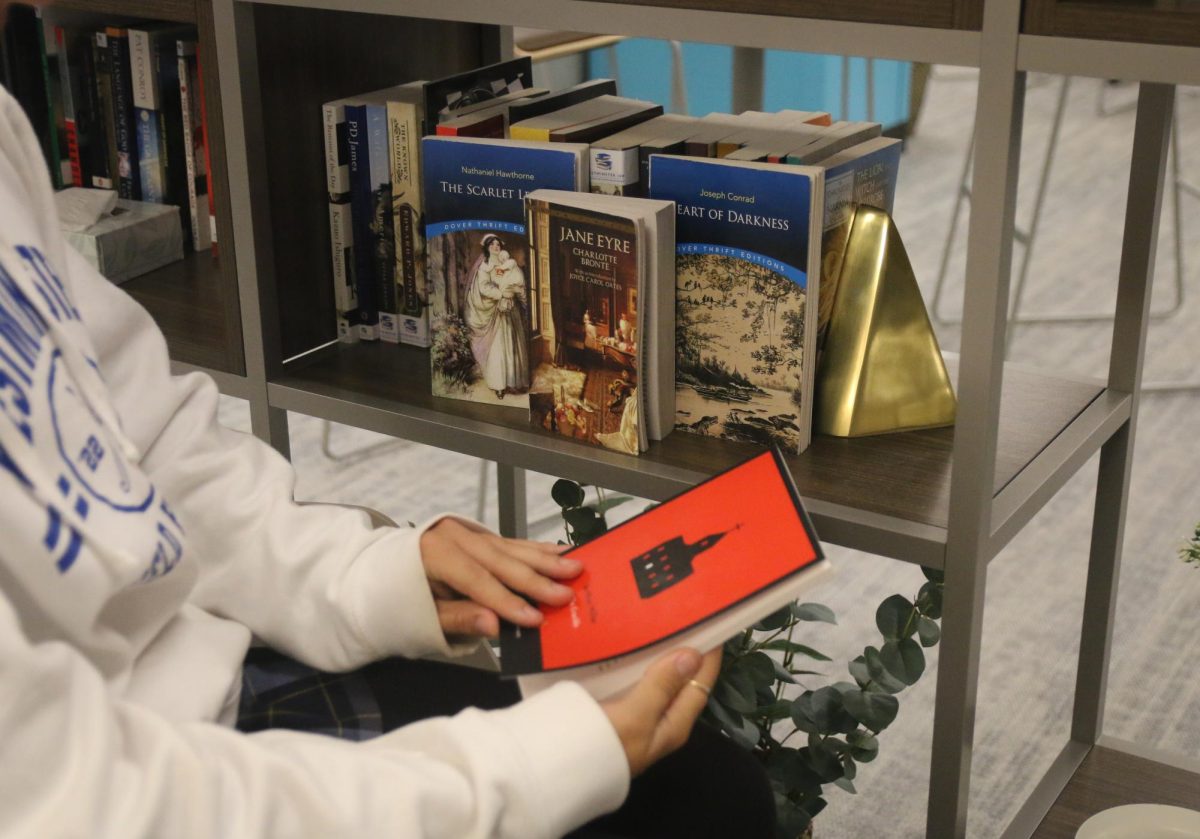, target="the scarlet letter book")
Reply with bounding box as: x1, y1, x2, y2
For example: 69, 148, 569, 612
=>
501, 447, 830, 700
421, 136, 588, 408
